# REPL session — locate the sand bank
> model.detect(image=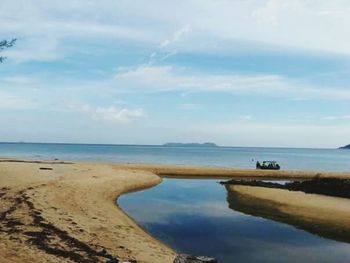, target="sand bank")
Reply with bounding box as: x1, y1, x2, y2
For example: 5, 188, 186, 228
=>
0, 161, 176, 263
1, 159, 350, 263
226, 185, 350, 243
111, 163, 350, 180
